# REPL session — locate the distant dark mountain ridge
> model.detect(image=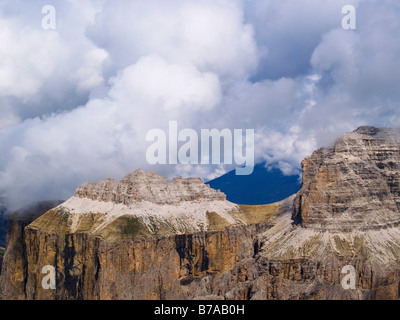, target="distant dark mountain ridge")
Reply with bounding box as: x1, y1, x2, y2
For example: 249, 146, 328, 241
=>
206, 162, 301, 205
